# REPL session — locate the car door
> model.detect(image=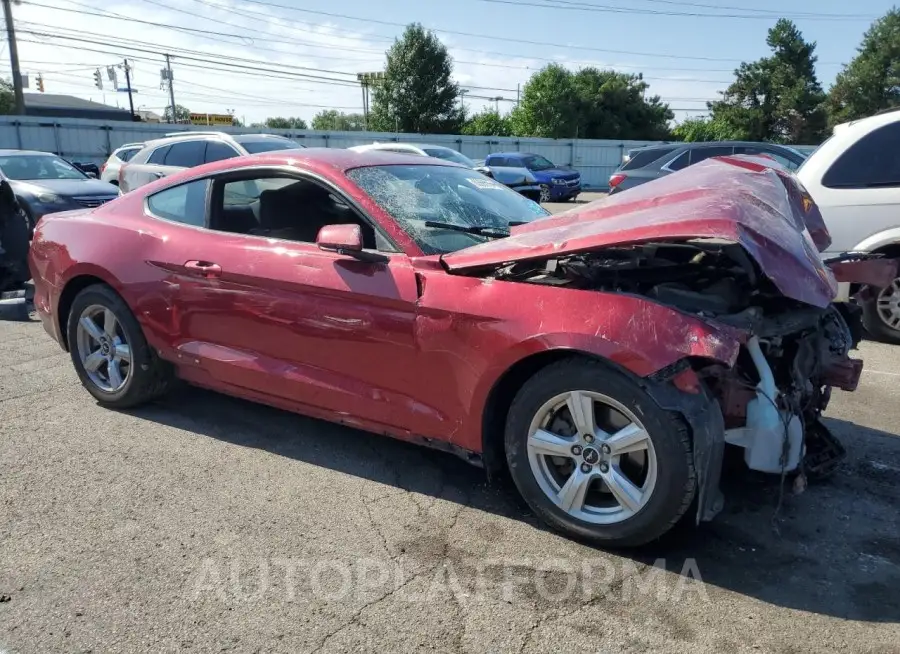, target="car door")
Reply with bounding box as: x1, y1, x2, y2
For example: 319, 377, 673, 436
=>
166, 169, 425, 434
802, 122, 900, 255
